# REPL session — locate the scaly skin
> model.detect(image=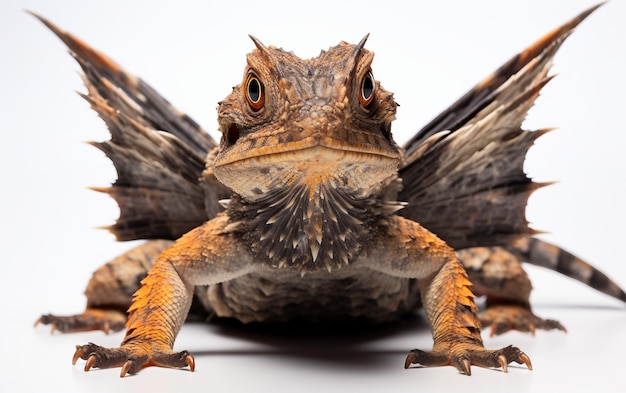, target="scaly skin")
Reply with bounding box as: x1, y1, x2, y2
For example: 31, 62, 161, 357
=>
72, 214, 531, 376
362, 217, 531, 373
73, 258, 194, 375
73, 215, 255, 375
